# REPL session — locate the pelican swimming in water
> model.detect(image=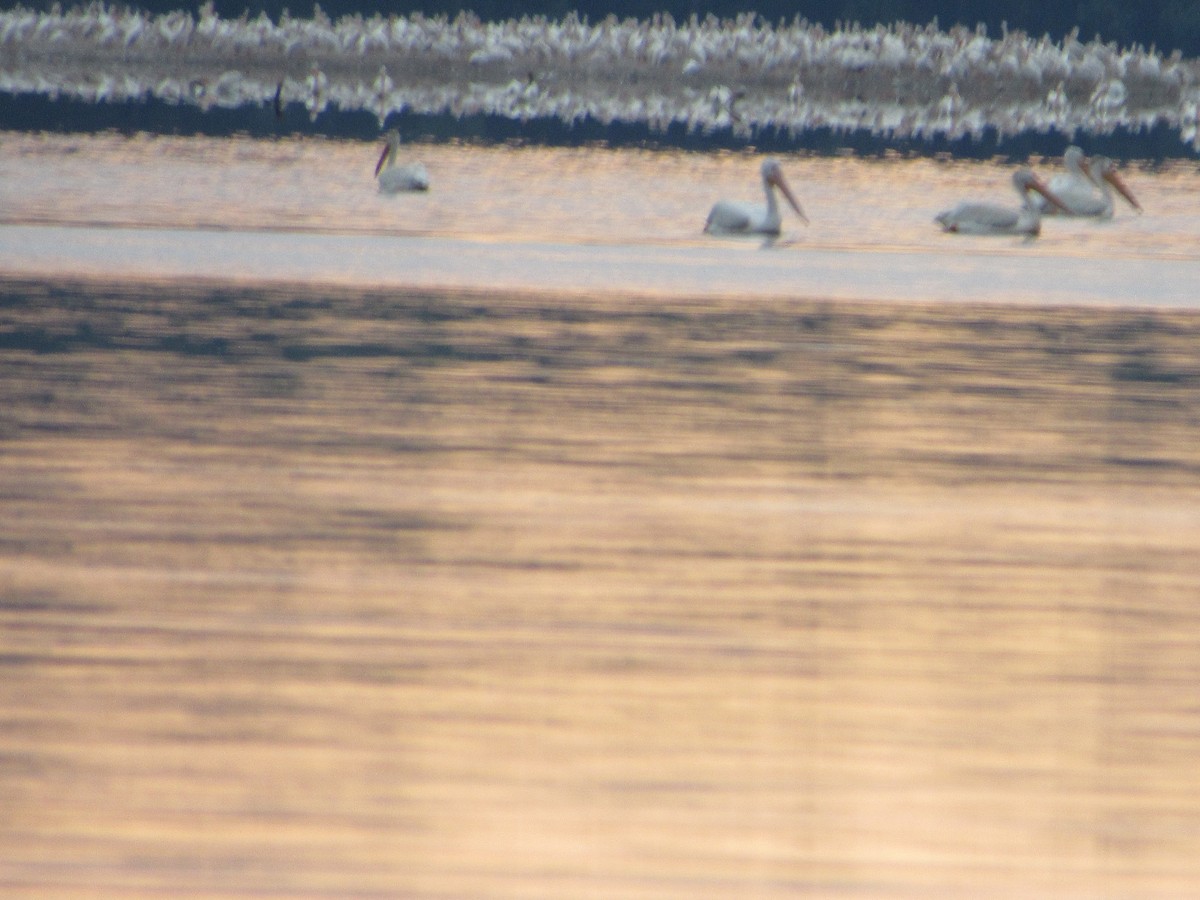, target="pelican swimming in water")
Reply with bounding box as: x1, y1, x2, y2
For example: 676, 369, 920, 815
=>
1065, 154, 1137, 218
374, 129, 429, 193
704, 158, 807, 236
1041, 146, 1092, 208
936, 168, 1069, 236
1081, 155, 1142, 217
1032, 147, 1141, 218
